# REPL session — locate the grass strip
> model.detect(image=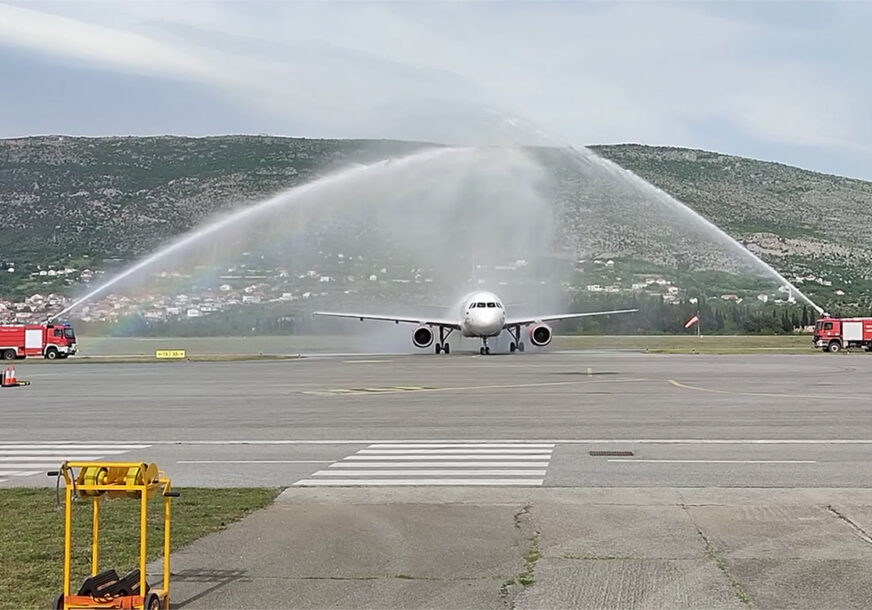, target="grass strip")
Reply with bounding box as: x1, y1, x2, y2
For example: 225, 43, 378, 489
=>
0, 487, 279, 609
554, 334, 817, 354
20, 354, 303, 365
